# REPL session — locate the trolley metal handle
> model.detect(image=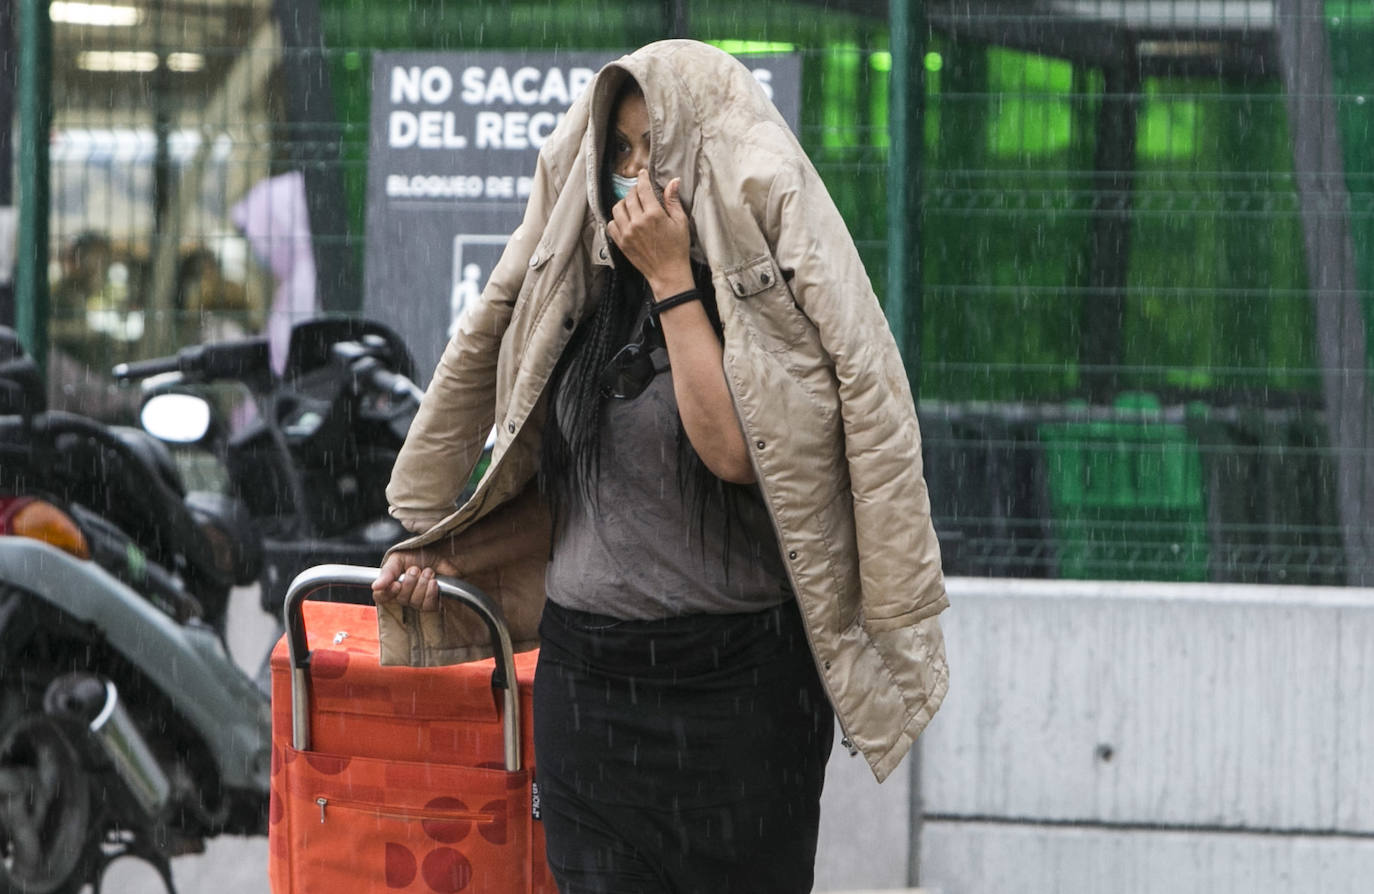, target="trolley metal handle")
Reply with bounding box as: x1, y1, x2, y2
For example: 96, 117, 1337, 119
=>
283, 564, 521, 772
